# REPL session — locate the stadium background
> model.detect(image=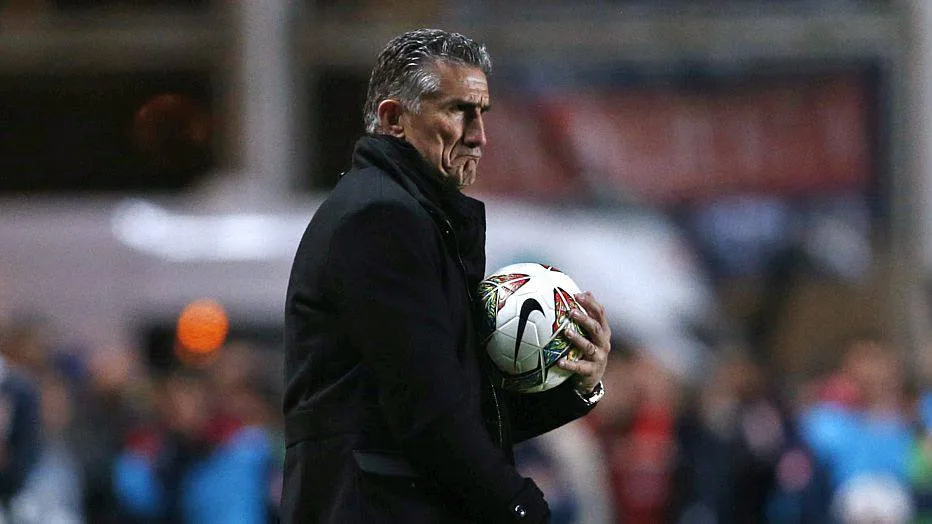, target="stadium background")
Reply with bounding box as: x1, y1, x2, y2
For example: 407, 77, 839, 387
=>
0, 0, 928, 522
